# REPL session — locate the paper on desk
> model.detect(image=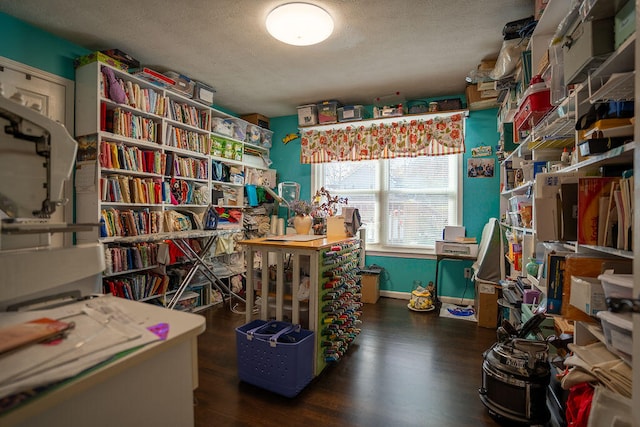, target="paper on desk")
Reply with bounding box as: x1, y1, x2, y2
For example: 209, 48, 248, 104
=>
0, 297, 159, 400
